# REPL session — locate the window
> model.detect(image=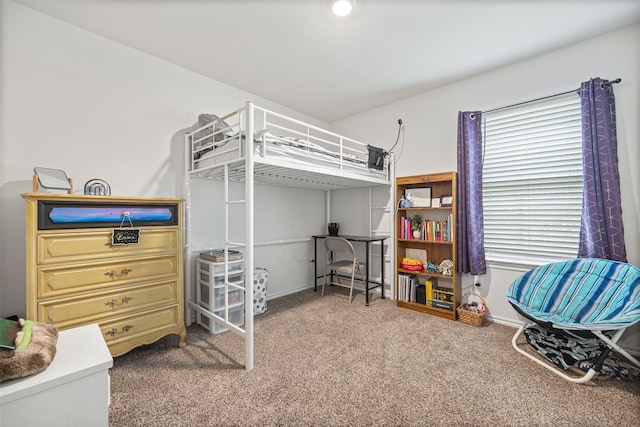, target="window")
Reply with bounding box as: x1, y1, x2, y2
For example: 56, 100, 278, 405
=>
481, 92, 583, 266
